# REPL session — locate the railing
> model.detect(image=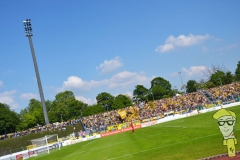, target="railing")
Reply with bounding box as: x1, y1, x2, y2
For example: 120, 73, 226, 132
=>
198, 90, 213, 103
